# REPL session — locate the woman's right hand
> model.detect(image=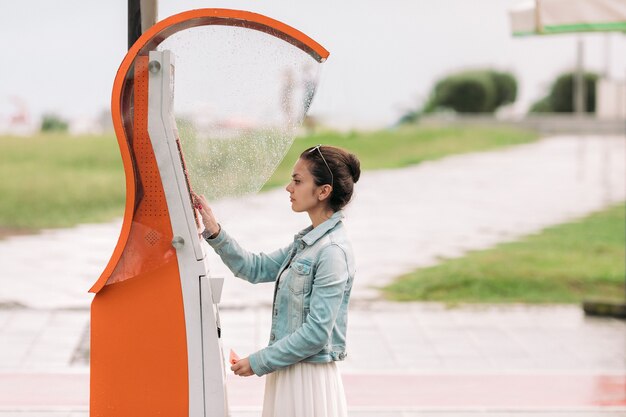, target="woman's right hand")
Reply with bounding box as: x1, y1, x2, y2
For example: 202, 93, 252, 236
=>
192, 192, 220, 238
